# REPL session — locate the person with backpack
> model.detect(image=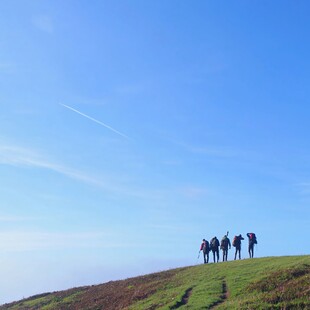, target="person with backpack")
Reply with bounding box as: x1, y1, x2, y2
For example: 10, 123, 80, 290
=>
199, 239, 210, 264
220, 234, 231, 262
232, 234, 244, 260
247, 233, 257, 258
210, 236, 220, 263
